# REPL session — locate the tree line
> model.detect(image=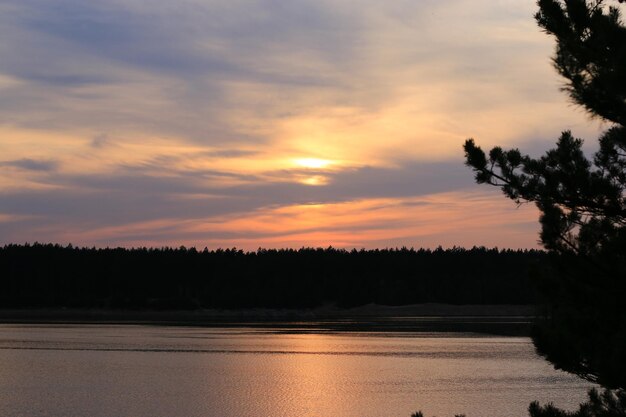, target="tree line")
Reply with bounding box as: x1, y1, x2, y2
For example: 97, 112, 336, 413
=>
0, 244, 545, 310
